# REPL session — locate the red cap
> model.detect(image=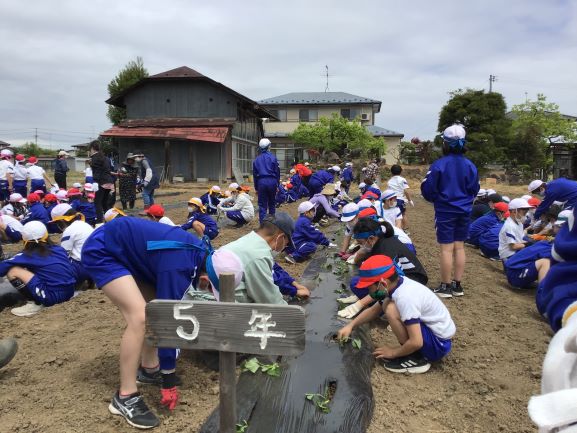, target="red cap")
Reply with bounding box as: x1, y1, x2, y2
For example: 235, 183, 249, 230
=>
355, 255, 397, 288
28, 156, 38, 164
361, 191, 379, 200
44, 193, 57, 203
358, 207, 377, 219
146, 204, 165, 217
493, 202, 509, 213
528, 197, 541, 207
27, 193, 41, 203
67, 188, 82, 196
240, 185, 251, 192
286, 183, 293, 189
15, 154, 25, 161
